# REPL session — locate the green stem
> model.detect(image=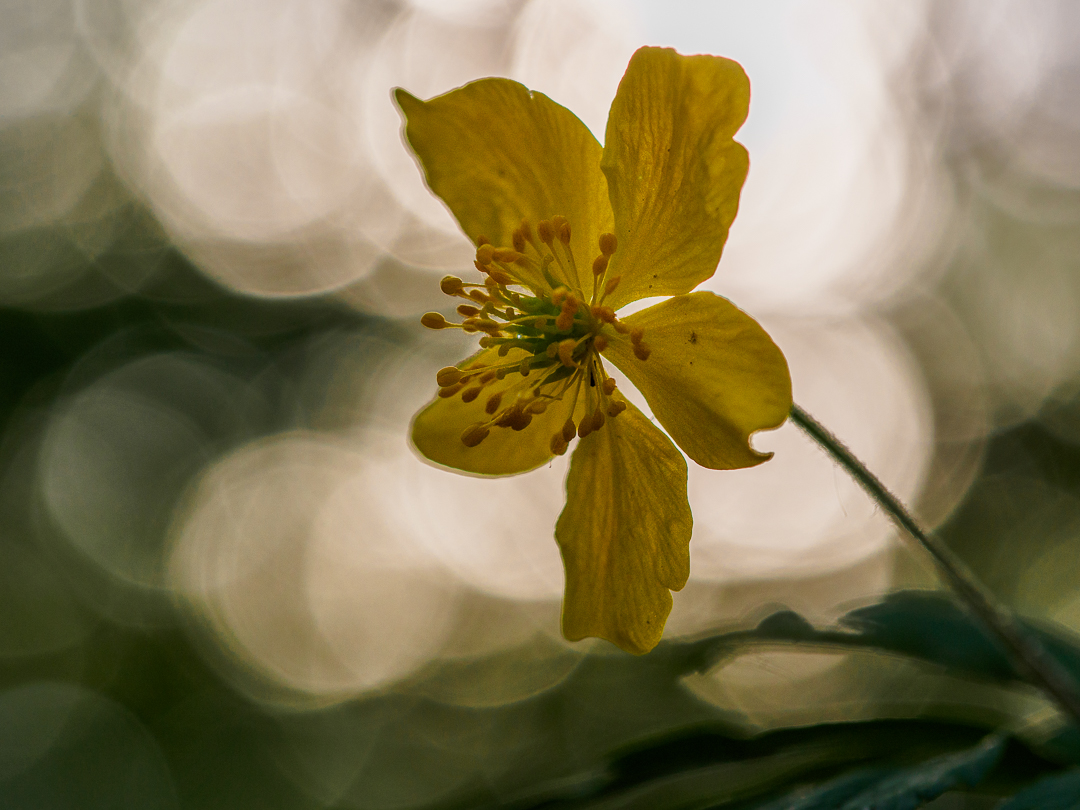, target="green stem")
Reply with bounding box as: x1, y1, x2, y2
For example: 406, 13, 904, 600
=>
789, 403, 1080, 726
